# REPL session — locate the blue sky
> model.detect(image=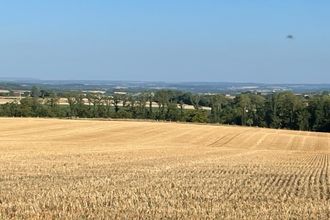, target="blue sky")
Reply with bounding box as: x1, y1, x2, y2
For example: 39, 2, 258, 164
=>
0, 0, 329, 83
